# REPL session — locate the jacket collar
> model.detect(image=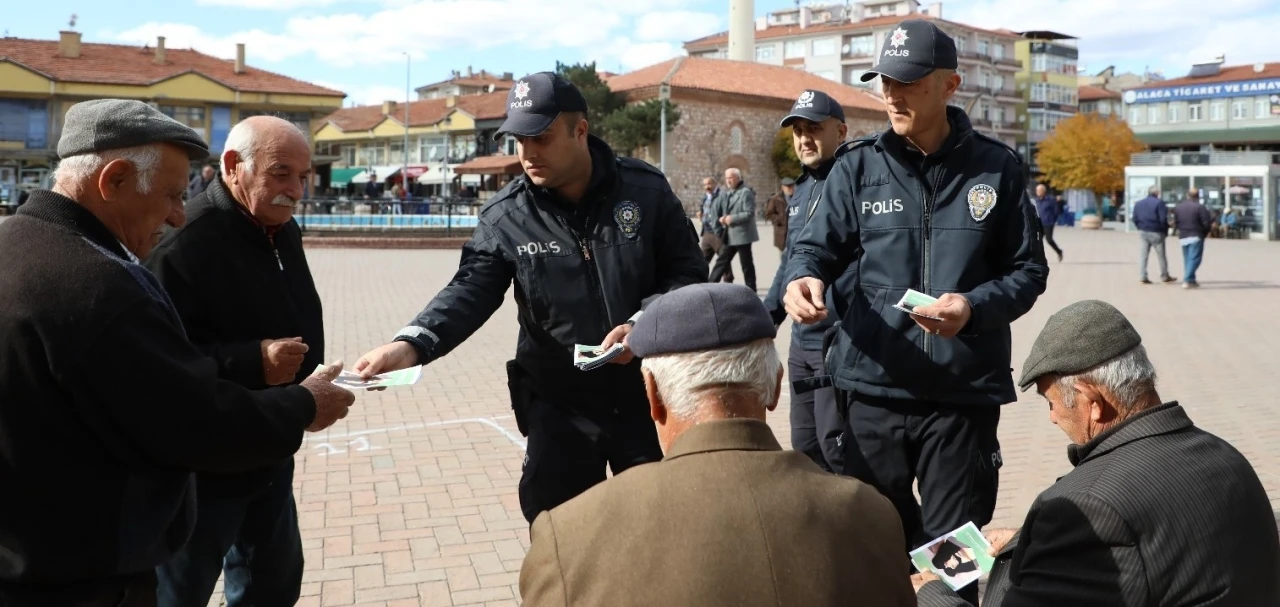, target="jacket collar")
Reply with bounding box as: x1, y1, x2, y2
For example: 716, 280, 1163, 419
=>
17, 189, 135, 262
664, 419, 782, 461
876, 105, 974, 160
798, 156, 838, 184
521, 134, 618, 211
1067, 402, 1192, 466
203, 176, 282, 242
